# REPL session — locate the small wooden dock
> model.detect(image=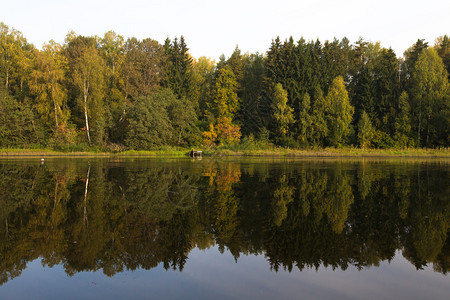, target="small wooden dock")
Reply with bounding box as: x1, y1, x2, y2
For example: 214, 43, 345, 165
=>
189, 150, 202, 158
